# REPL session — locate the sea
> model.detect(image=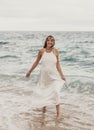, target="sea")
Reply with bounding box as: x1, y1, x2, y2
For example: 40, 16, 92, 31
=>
0, 31, 94, 130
